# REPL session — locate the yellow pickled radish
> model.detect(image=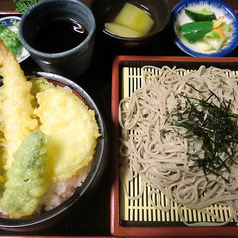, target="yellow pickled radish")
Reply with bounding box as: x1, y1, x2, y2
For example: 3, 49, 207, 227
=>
114, 3, 154, 36
105, 22, 143, 38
